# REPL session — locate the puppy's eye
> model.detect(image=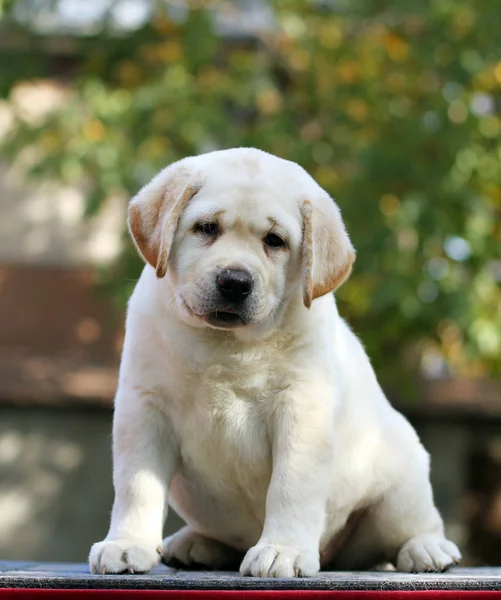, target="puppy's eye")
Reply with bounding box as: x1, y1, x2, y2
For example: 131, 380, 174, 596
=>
195, 222, 220, 237
263, 232, 286, 249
